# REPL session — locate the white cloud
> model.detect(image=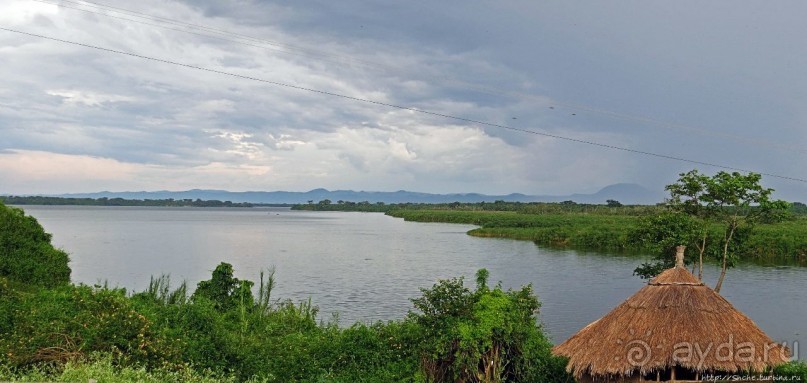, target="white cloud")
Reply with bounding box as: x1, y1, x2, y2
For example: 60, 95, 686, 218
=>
1, 0, 805, 199
0, 150, 139, 193
46, 89, 135, 107
0, 1, 59, 26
